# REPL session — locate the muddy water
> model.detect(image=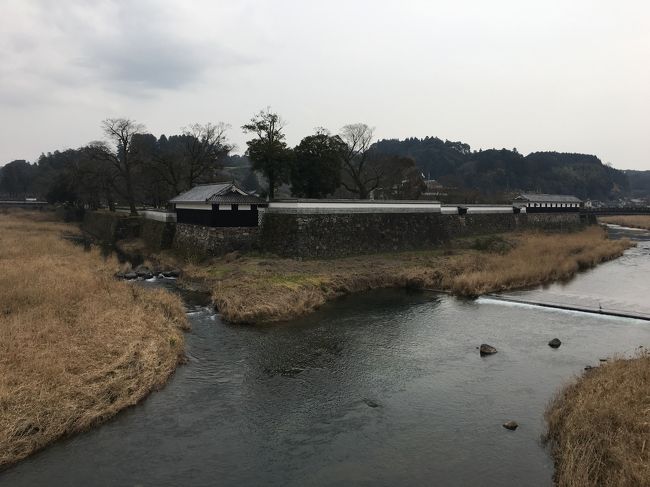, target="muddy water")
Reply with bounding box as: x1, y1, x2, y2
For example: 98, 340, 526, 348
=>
2, 227, 649, 486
